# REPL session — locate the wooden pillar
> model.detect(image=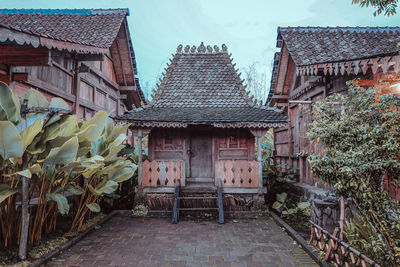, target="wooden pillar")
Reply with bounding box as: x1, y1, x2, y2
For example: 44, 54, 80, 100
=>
73, 58, 80, 116
288, 105, 293, 169
256, 129, 263, 192
137, 128, 143, 187
19, 106, 29, 260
